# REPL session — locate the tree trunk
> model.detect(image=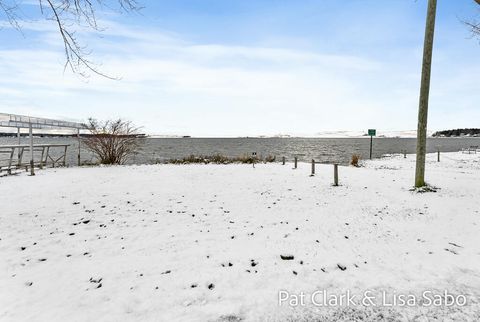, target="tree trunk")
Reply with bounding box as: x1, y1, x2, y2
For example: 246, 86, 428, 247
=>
415, 0, 437, 188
